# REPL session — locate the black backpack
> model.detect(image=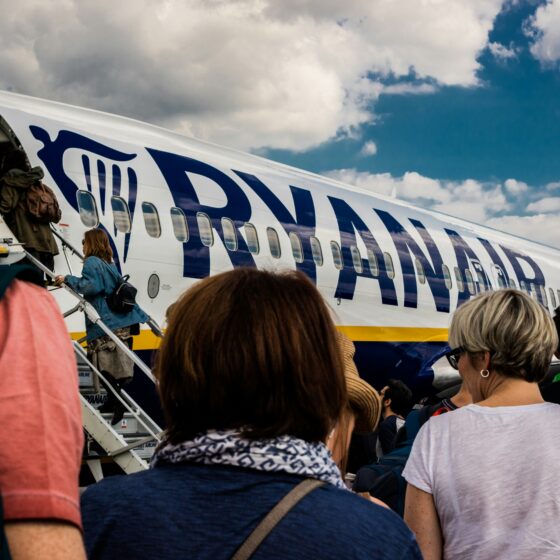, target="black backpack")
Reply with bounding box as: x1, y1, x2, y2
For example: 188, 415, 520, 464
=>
0, 263, 43, 560
102, 261, 138, 314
